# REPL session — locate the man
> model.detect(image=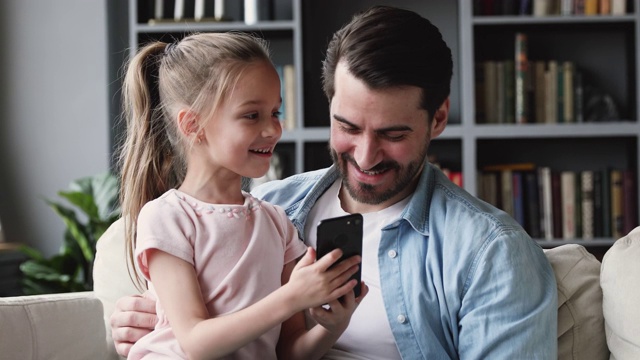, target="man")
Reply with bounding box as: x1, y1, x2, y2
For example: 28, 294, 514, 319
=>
104, 6, 557, 359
